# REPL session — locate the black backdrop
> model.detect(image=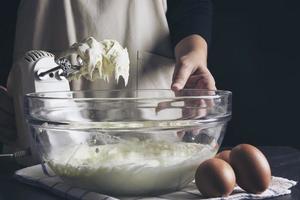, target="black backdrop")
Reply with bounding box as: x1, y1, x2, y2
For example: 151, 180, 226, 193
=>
209, 0, 300, 149
1, 0, 300, 149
